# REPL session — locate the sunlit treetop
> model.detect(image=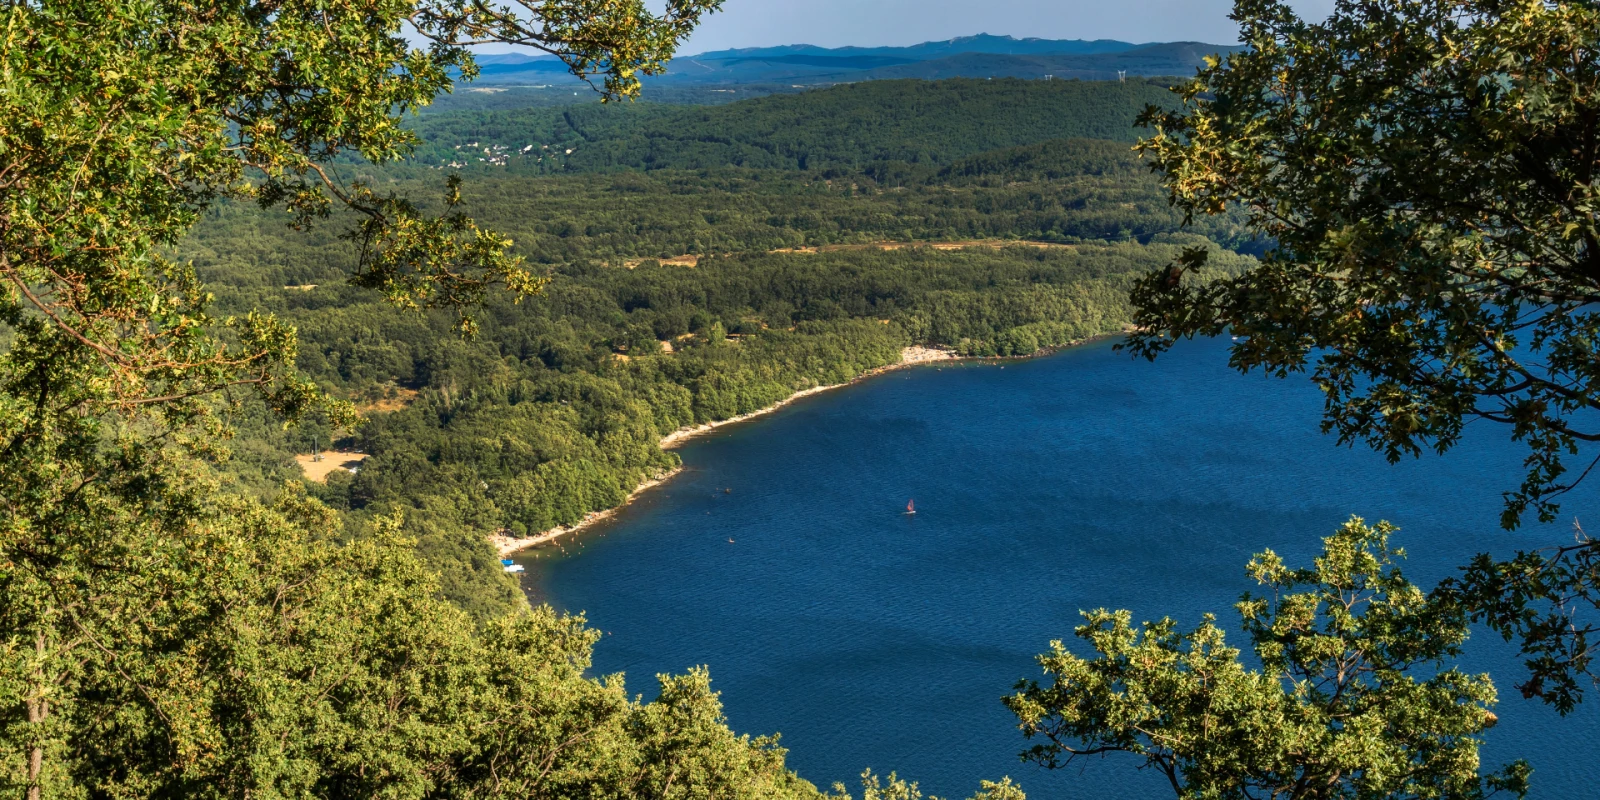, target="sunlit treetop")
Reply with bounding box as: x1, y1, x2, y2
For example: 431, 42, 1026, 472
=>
1007, 517, 1530, 800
